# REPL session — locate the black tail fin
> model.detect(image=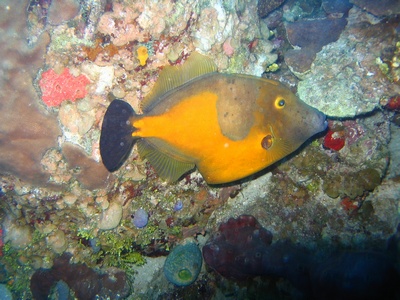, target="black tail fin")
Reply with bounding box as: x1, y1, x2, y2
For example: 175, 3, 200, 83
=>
100, 99, 136, 172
